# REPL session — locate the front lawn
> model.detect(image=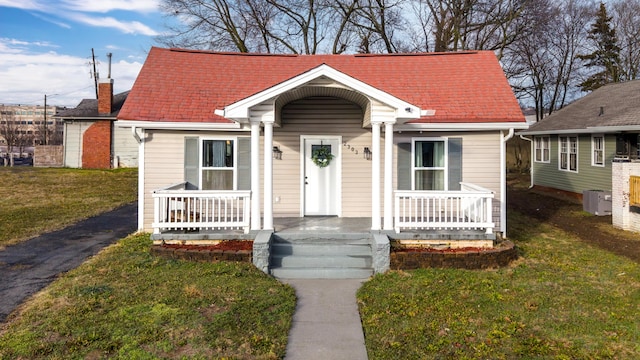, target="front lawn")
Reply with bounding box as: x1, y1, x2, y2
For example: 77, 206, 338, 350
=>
0, 167, 137, 248
358, 211, 640, 359
0, 234, 296, 359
